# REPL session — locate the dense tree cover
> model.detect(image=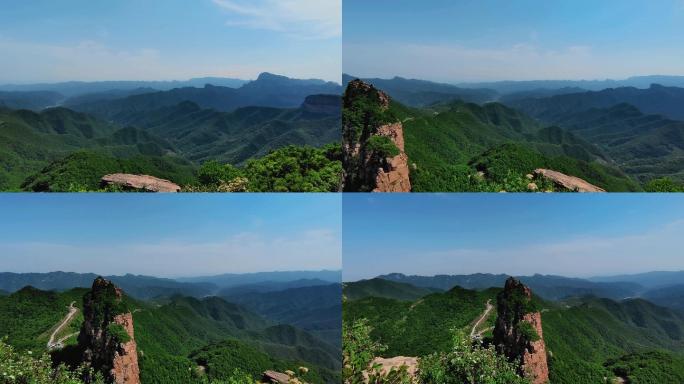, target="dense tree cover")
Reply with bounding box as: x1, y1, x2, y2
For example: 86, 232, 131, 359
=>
0, 339, 104, 384
342, 319, 526, 384
191, 144, 342, 192
375, 97, 642, 192
343, 287, 497, 357
342, 319, 412, 384
21, 151, 196, 192
1, 86, 341, 192
1, 286, 339, 384
345, 280, 684, 383
0, 287, 86, 352
604, 351, 684, 383
508, 89, 684, 184
221, 284, 342, 349
418, 331, 528, 384
644, 177, 684, 192
343, 279, 440, 302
